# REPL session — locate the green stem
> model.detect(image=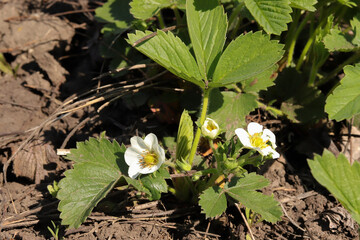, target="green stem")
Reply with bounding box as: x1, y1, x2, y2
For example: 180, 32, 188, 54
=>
158, 12, 165, 29
188, 89, 211, 166
172, 7, 182, 27
315, 51, 360, 87
228, 2, 244, 31
286, 12, 312, 66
